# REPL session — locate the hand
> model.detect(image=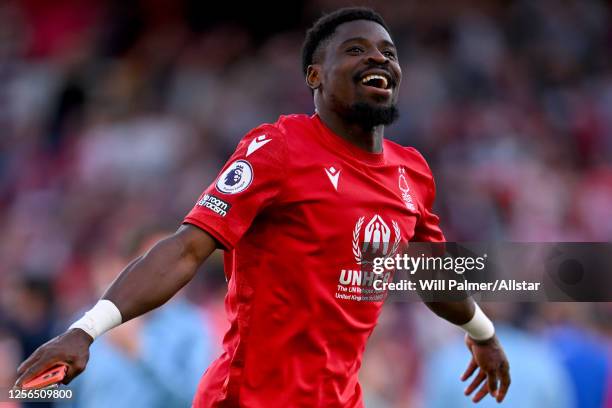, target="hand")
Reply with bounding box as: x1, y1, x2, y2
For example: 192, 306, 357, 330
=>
14, 328, 93, 387
461, 334, 510, 403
